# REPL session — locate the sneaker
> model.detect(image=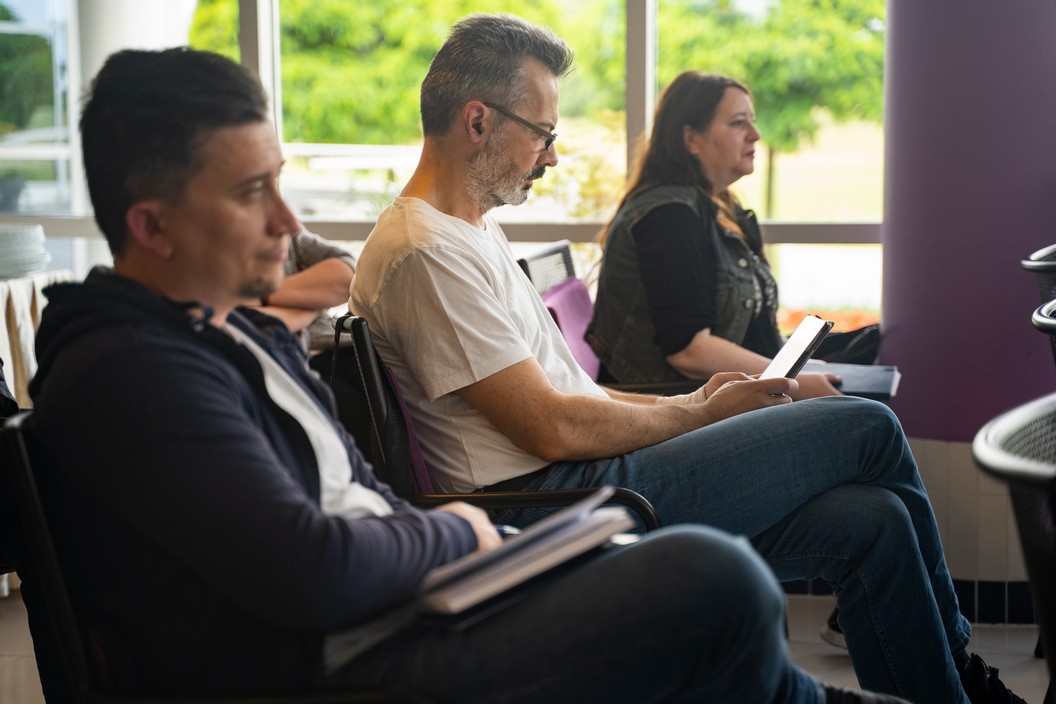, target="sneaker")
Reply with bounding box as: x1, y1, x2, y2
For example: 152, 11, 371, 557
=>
820, 606, 848, 650
960, 653, 1027, 704
822, 683, 911, 703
